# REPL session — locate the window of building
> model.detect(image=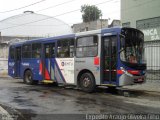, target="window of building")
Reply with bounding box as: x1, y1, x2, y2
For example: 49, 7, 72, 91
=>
22, 44, 31, 58
32, 43, 41, 58
136, 17, 160, 29
76, 35, 98, 57
122, 22, 130, 27
57, 39, 74, 58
